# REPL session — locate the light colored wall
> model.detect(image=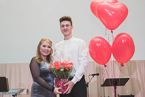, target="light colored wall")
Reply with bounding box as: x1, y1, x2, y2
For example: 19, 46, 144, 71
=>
0, 0, 145, 63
